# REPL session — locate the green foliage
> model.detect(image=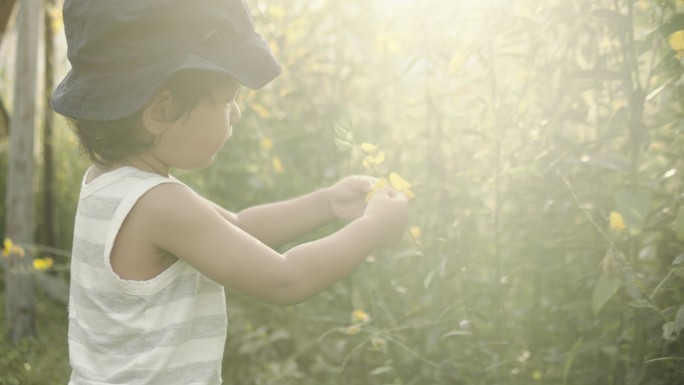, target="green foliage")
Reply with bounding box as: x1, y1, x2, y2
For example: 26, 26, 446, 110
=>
0, 289, 70, 385
2, 0, 684, 384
